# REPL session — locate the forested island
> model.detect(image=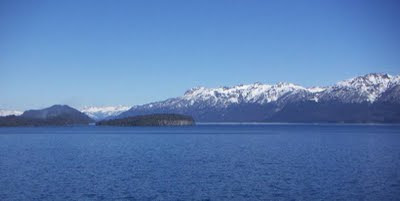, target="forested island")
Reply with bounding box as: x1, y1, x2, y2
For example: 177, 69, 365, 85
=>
96, 114, 195, 126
